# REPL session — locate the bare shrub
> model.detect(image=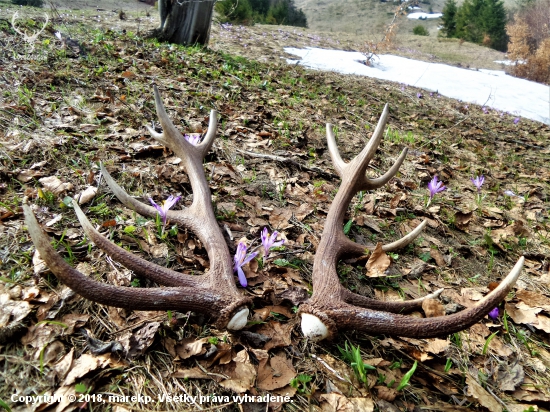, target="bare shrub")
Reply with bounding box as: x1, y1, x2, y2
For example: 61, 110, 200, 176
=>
506, 0, 550, 84
361, 1, 410, 66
